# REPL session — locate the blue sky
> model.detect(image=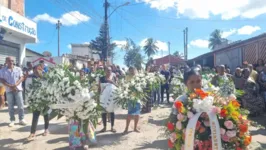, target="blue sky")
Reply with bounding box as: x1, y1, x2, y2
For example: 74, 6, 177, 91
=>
25, 0, 266, 67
